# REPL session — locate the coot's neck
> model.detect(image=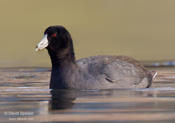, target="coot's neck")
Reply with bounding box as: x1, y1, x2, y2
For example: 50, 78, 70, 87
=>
47, 48, 77, 89
48, 49, 76, 68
